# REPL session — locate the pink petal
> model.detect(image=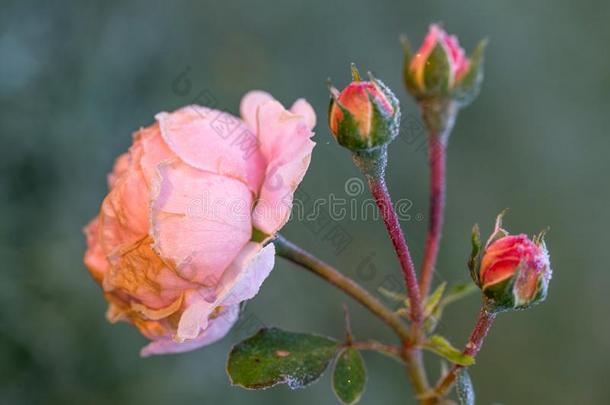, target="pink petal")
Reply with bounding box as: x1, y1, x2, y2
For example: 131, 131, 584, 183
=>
99, 150, 150, 256
140, 304, 239, 357
156, 106, 266, 195
290, 98, 317, 129
239, 90, 275, 131
217, 242, 276, 306
251, 100, 315, 235
107, 153, 129, 189
150, 160, 253, 286
175, 242, 275, 341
